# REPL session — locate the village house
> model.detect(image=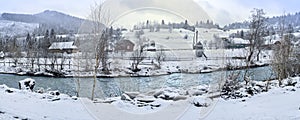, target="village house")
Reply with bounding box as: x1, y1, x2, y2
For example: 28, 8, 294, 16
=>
48, 41, 78, 54
115, 40, 135, 52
